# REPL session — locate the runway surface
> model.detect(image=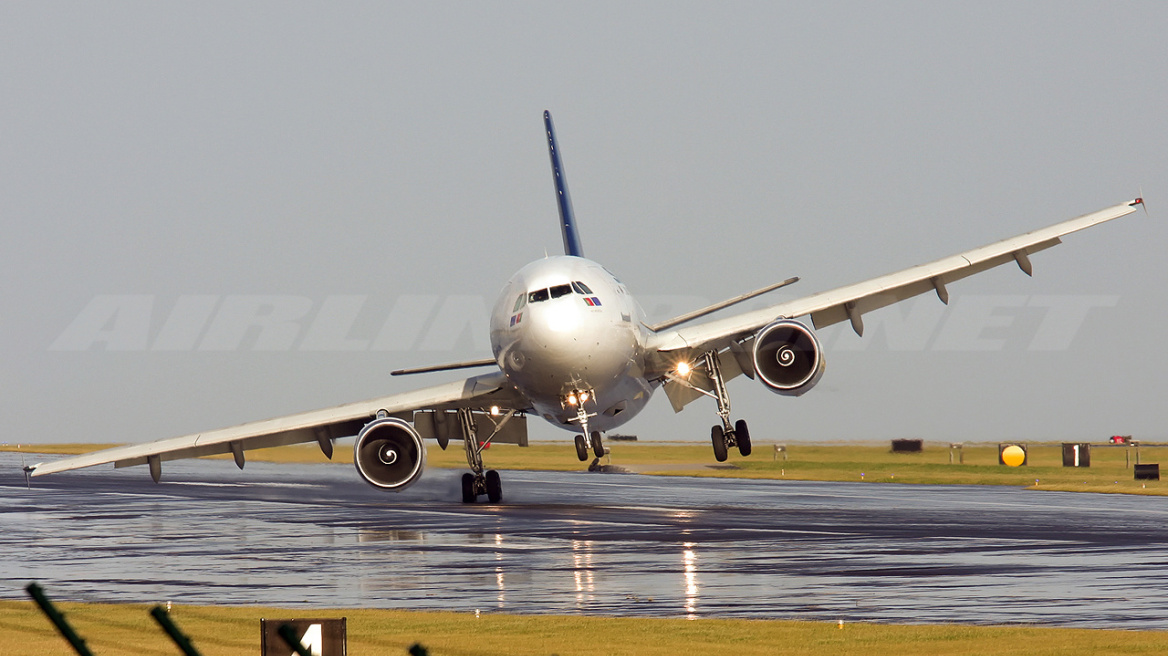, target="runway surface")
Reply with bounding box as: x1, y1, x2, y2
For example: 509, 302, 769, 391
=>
5, 451, 1168, 629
